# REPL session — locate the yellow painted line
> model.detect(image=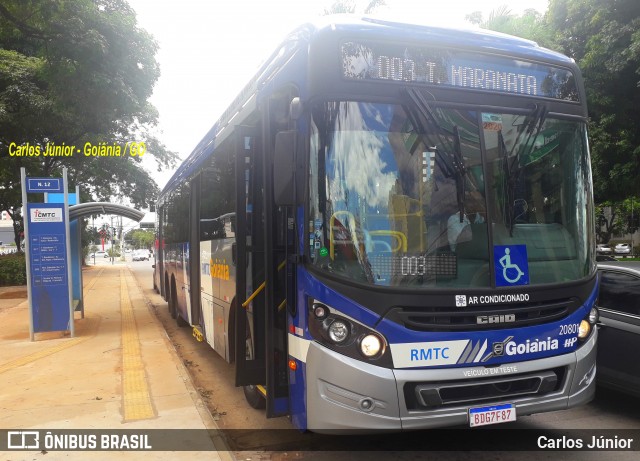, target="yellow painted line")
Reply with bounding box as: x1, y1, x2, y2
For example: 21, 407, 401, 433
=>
120, 269, 155, 421
0, 316, 101, 375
